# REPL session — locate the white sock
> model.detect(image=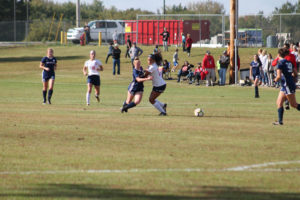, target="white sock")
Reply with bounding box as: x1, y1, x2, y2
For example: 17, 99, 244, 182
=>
86, 92, 90, 105
155, 100, 164, 108
153, 101, 165, 113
